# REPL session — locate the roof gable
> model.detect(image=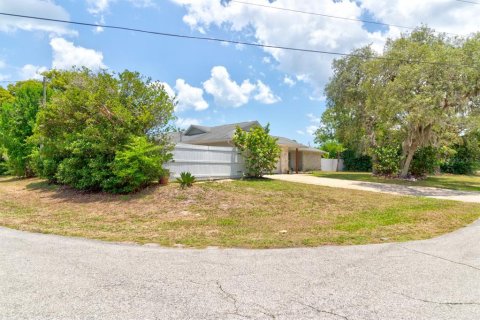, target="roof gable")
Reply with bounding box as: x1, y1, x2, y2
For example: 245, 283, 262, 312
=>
184, 125, 211, 136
